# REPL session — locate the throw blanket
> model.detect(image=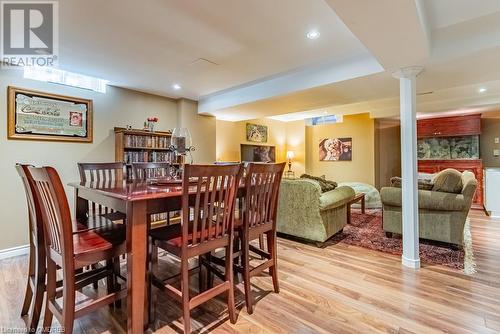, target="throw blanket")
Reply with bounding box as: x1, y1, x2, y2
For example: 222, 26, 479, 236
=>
390, 177, 433, 190
300, 174, 337, 192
